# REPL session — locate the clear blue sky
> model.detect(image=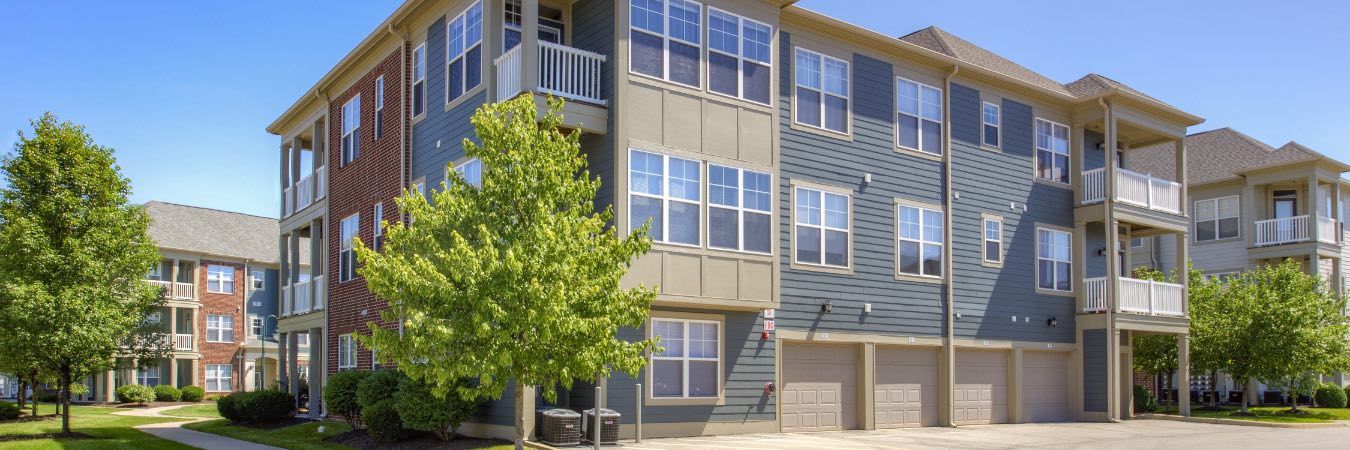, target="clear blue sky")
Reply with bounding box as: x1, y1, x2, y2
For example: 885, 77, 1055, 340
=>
2, 1, 1347, 218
